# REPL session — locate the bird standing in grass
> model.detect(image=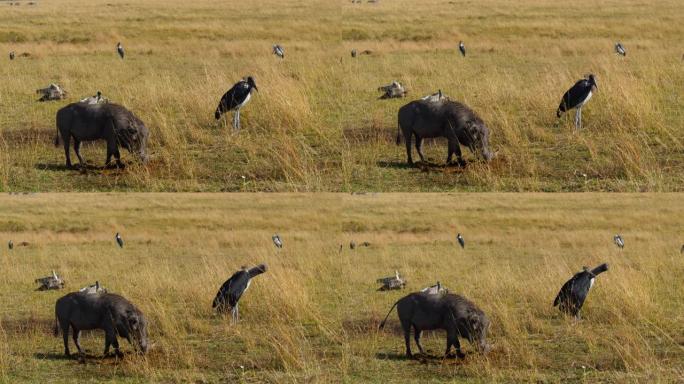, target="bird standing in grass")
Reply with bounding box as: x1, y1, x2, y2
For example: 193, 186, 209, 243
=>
115, 233, 124, 248
457, 233, 465, 249
213, 264, 268, 322
272, 234, 283, 249
553, 263, 609, 319
272, 44, 284, 59
116, 42, 124, 59
614, 42, 626, 57
458, 41, 466, 57
613, 234, 624, 249
9, 51, 15, 60
556, 74, 597, 130
214, 76, 258, 132
8, 240, 13, 250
